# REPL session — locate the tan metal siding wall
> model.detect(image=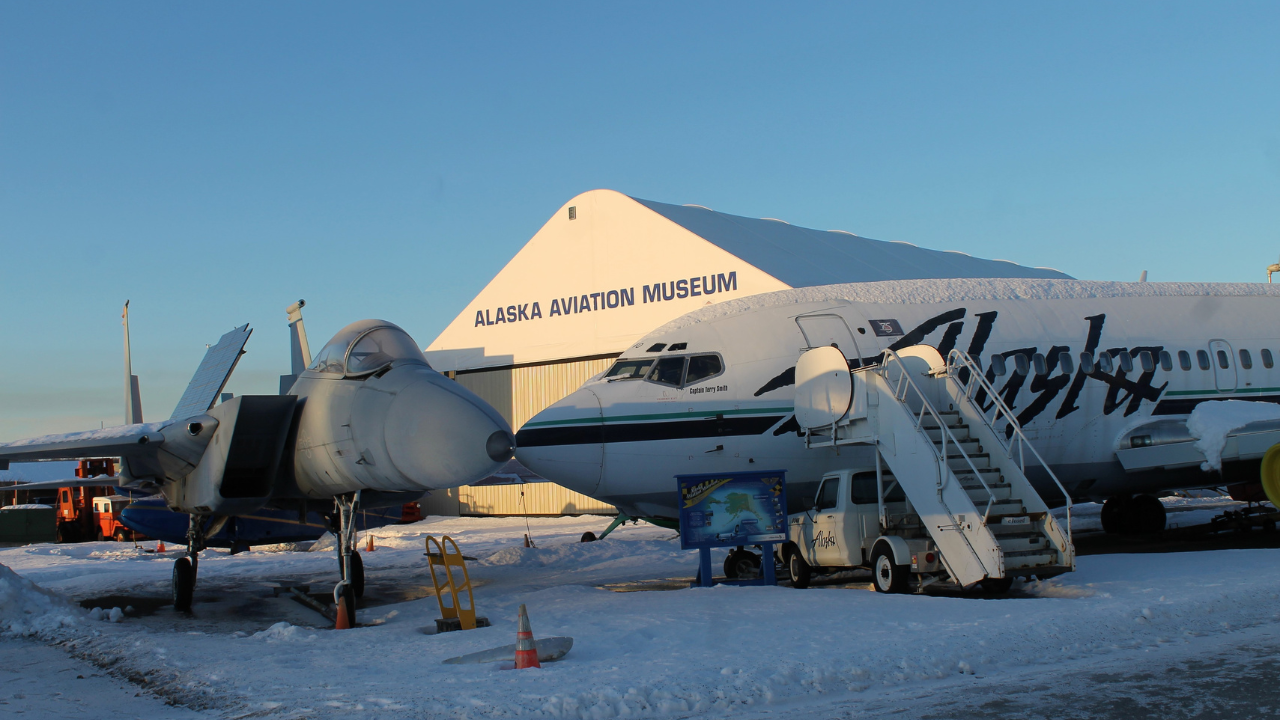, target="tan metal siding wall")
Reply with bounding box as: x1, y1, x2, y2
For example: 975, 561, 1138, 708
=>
446, 357, 619, 517
510, 357, 615, 430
